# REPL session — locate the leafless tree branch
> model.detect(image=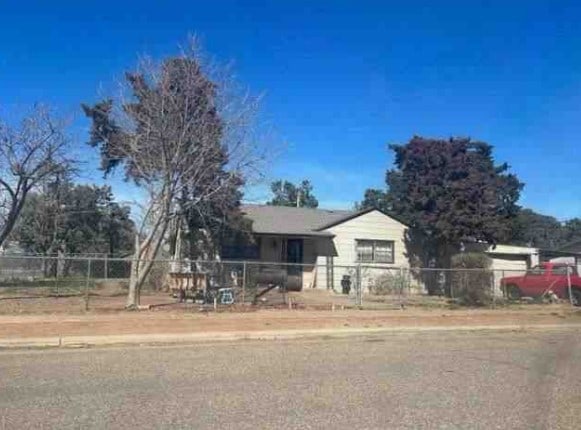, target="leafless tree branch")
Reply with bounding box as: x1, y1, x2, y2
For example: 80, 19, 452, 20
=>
84, 37, 272, 308
0, 105, 74, 248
